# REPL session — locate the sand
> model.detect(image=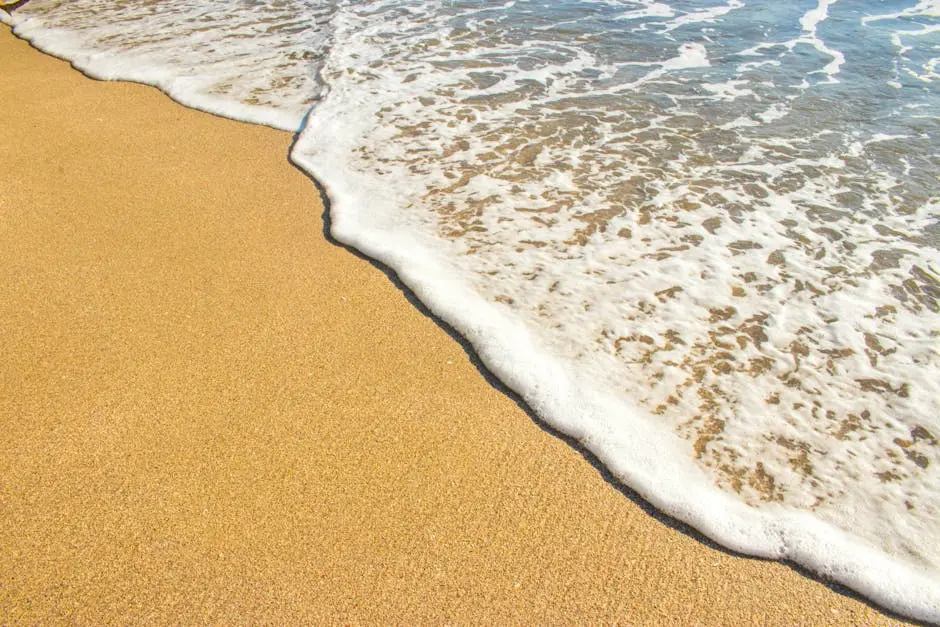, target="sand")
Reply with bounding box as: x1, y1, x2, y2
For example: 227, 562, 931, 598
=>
0, 26, 912, 624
